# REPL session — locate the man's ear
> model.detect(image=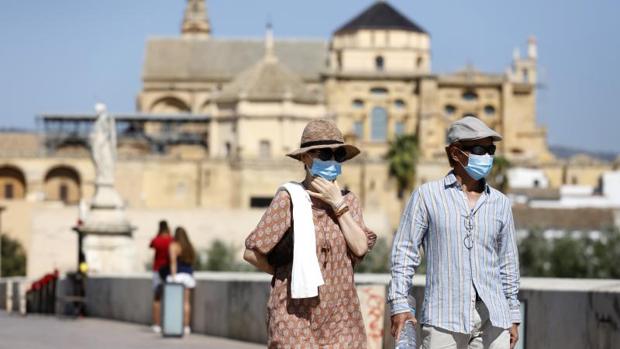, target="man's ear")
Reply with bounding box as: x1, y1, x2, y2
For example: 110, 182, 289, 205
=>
447, 145, 456, 161
448, 145, 464, 167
